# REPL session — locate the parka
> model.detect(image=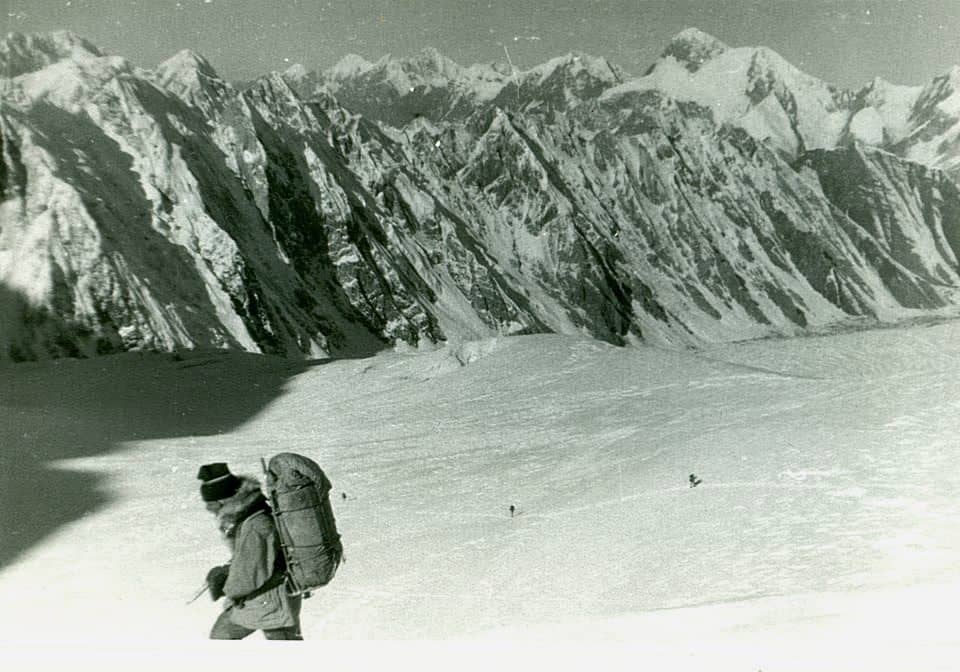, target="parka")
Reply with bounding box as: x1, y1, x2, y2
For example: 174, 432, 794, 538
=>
216, 477, 301, 631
